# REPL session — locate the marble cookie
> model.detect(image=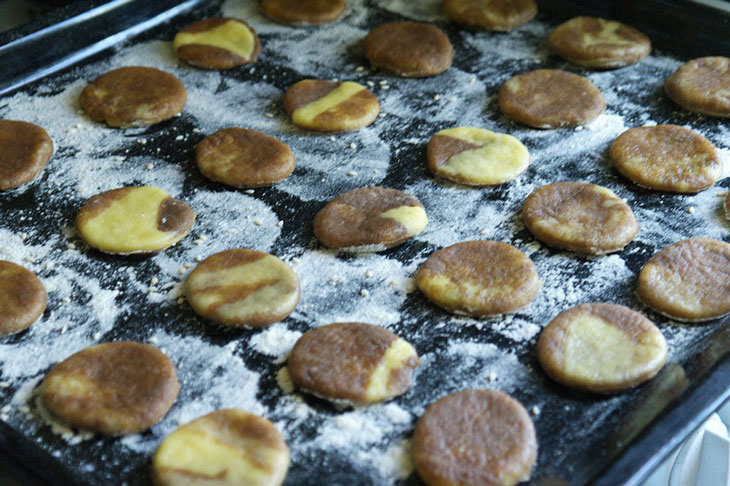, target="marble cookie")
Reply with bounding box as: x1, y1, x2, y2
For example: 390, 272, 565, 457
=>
0, 260, 46, 336
0, 120, 53, 191
174, 18, 261, 70
664, 57, 730, 117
